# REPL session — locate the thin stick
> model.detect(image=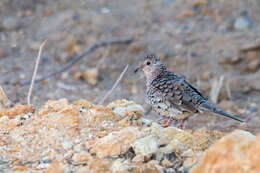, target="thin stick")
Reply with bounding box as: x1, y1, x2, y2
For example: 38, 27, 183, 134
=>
98, 64, 129, 105
27, 40, 47, 105
20, 36, 133, 86
225, 80, 232, 100
210, 75, 224, 104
